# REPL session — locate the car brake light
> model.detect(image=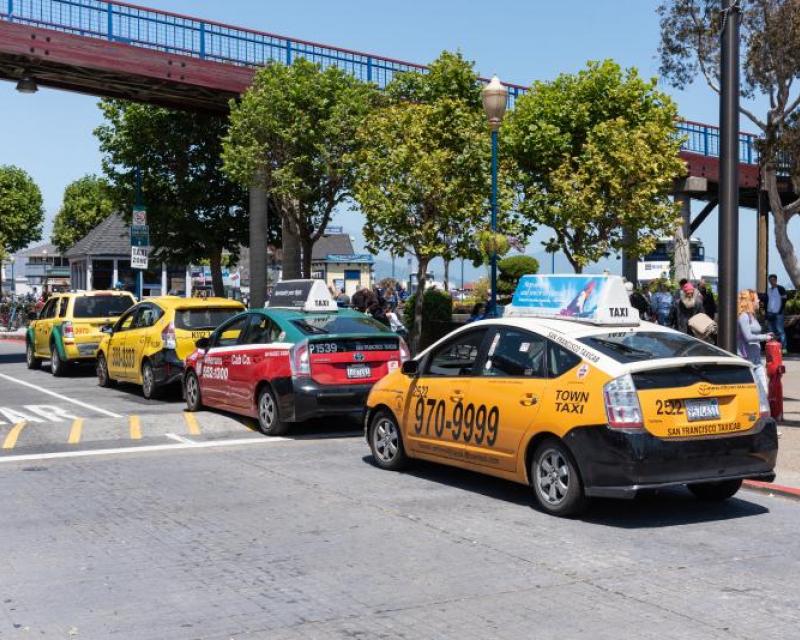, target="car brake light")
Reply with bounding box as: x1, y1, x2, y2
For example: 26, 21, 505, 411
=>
63, 321, 74, 341
604, 373, 644, 431
162, 322, 177, 350
398, 338, 411, 363
753, 368, 770, 418
290, 341, 310, 378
